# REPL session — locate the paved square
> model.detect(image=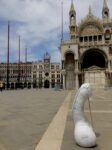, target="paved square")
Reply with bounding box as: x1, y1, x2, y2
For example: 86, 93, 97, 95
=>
0, 88, 112, 150
0, 89, 69, 150
61, 88, 112, 150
